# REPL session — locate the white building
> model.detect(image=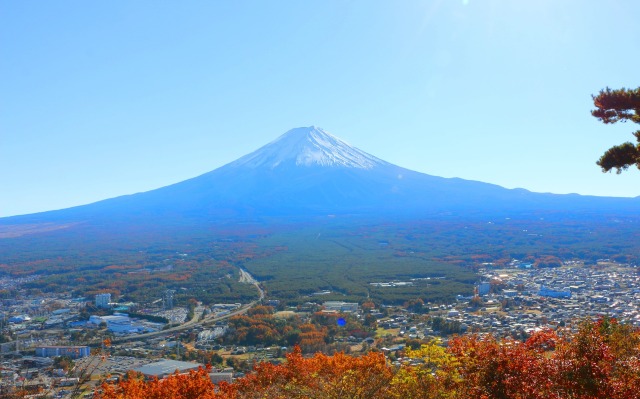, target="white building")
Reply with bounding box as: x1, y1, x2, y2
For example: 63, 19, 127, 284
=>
538, 285, 571, 299
133, 360, 202, 379
90, 314, 142, 334
323, 301, 359, 313
95, 293, 111, 309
